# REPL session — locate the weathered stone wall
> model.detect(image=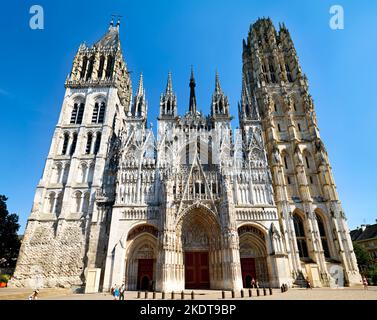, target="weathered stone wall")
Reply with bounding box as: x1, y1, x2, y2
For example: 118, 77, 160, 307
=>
9, 220, 86, 288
